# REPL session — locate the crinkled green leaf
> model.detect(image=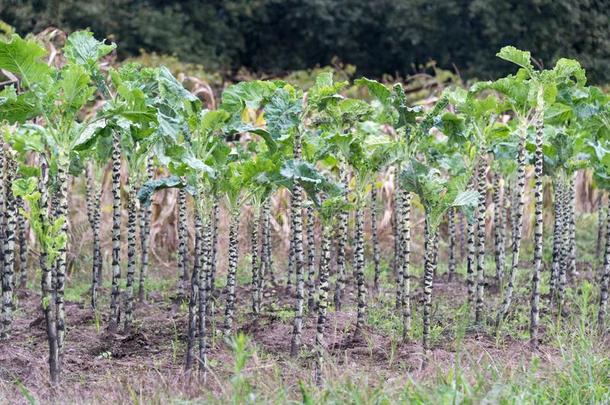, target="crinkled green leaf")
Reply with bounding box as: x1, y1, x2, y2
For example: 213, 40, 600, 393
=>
64, 30, 115, 67
355, 77, 391, 106
0, 85, 38, 123
0, 34, 51, 88
138, 176, 184, 206
220, 80, 278, 113
264, 88, 302, 140
496, 46, 534, 75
